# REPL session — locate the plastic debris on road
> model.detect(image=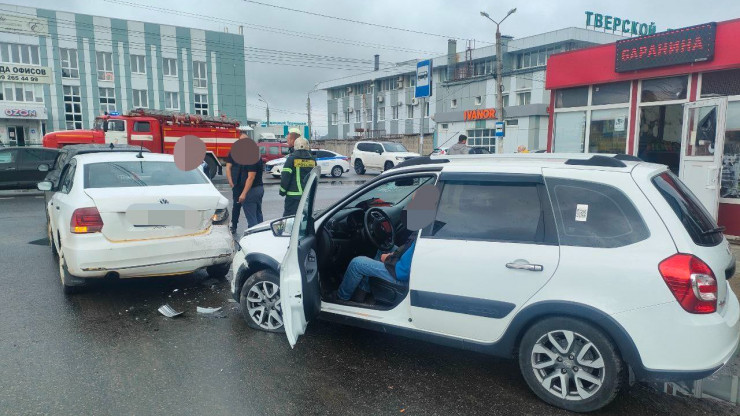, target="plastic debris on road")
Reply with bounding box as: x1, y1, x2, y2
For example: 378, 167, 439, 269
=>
196, 306, 222, 314
158, 304, 184, 318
